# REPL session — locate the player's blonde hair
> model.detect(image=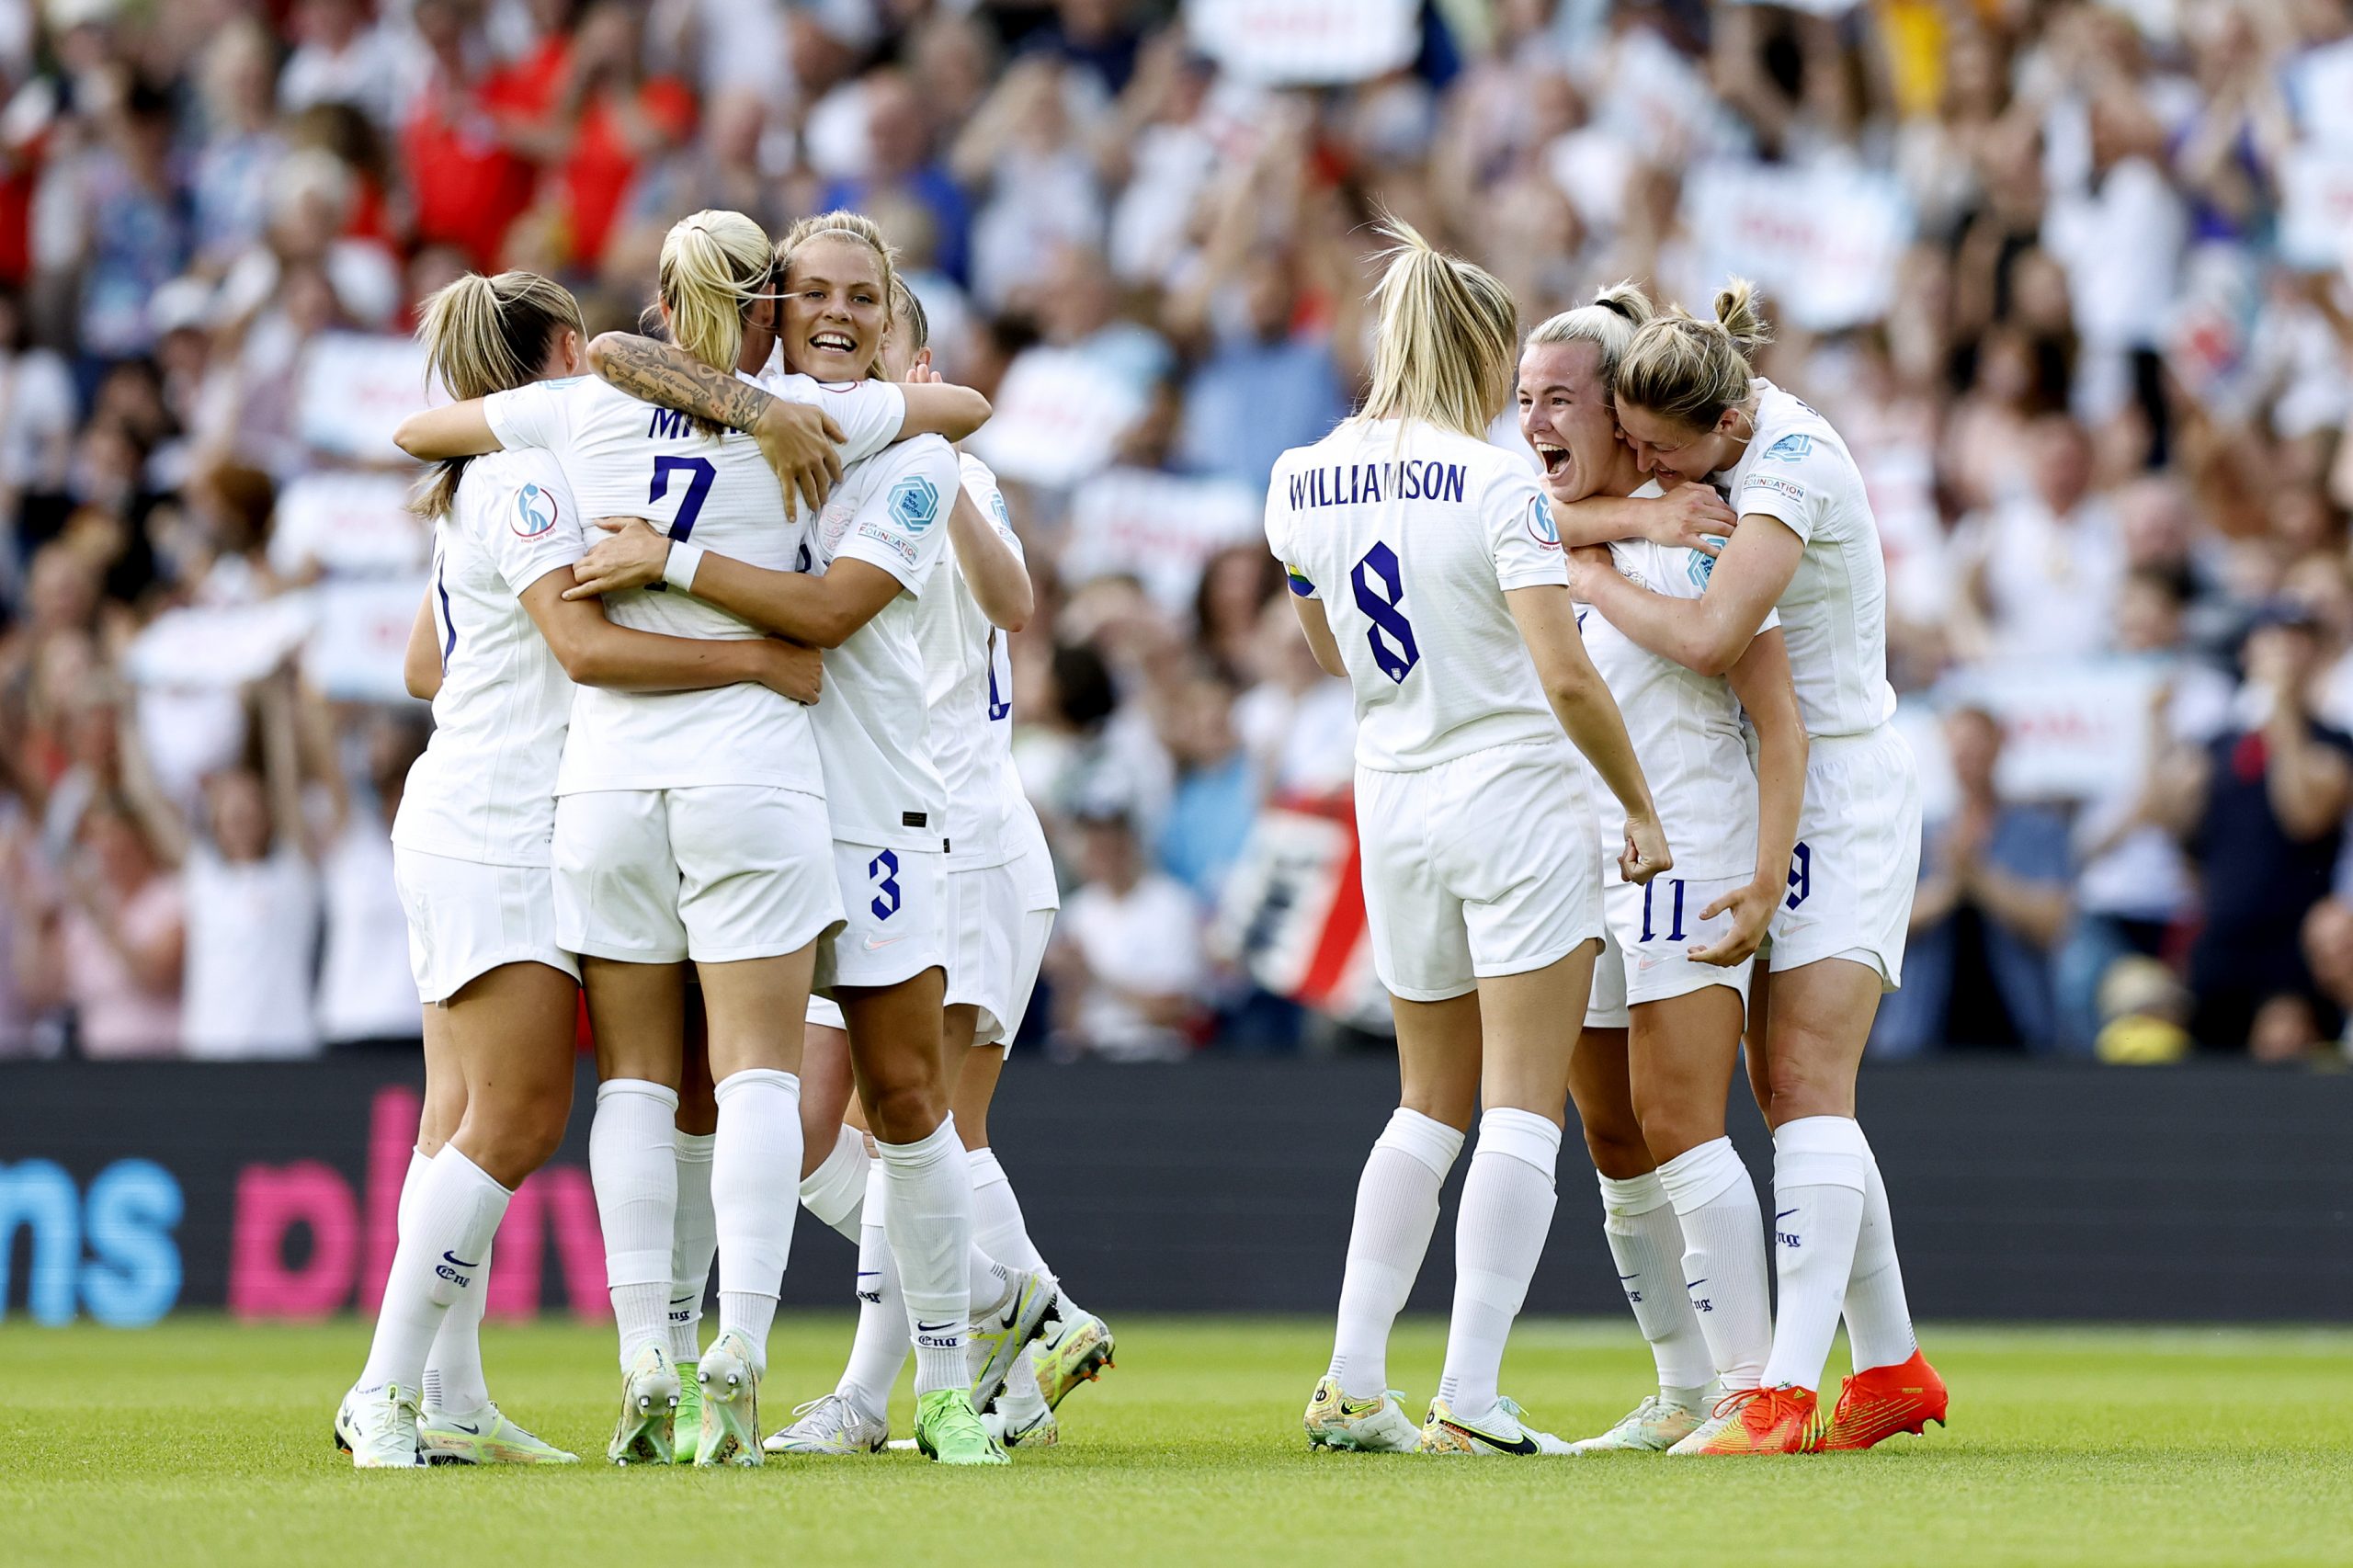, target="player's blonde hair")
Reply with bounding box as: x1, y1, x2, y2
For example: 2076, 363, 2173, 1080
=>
1612, 278, 1773, 435
890, 275, 929, 354
409, 269, 585, 519
1356, 217, 1518, 440
1525, 282, 1654, 405
657, 209, 774, 378
777, 210, 901, 381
